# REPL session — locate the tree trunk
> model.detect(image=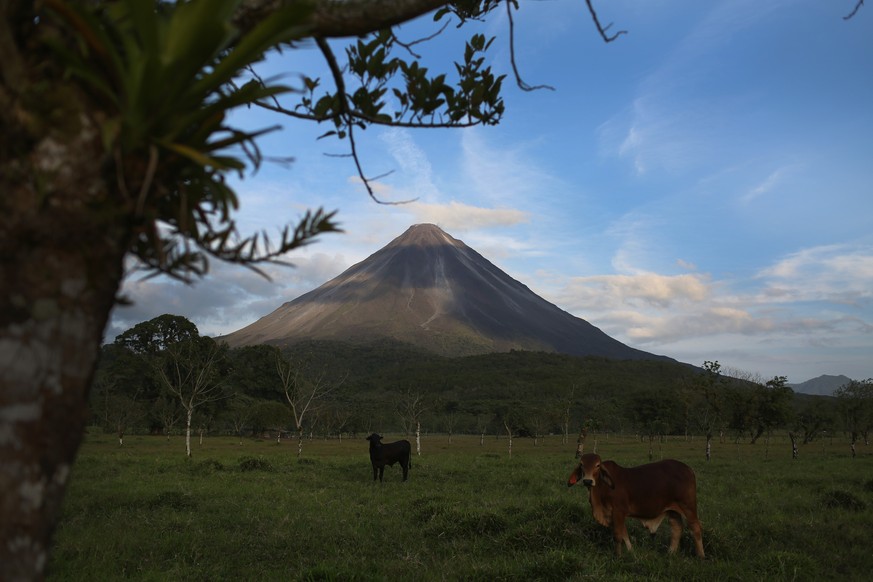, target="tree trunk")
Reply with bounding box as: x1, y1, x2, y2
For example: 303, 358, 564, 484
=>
297, 426, 304, 459
750, 427, 764, 444
788, 432, 799, 459
415, 421, 421, 456
575, 427, 588, 459
705, 432, 712, 462
1, 70, 129, 579
185, 409, 194, 458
